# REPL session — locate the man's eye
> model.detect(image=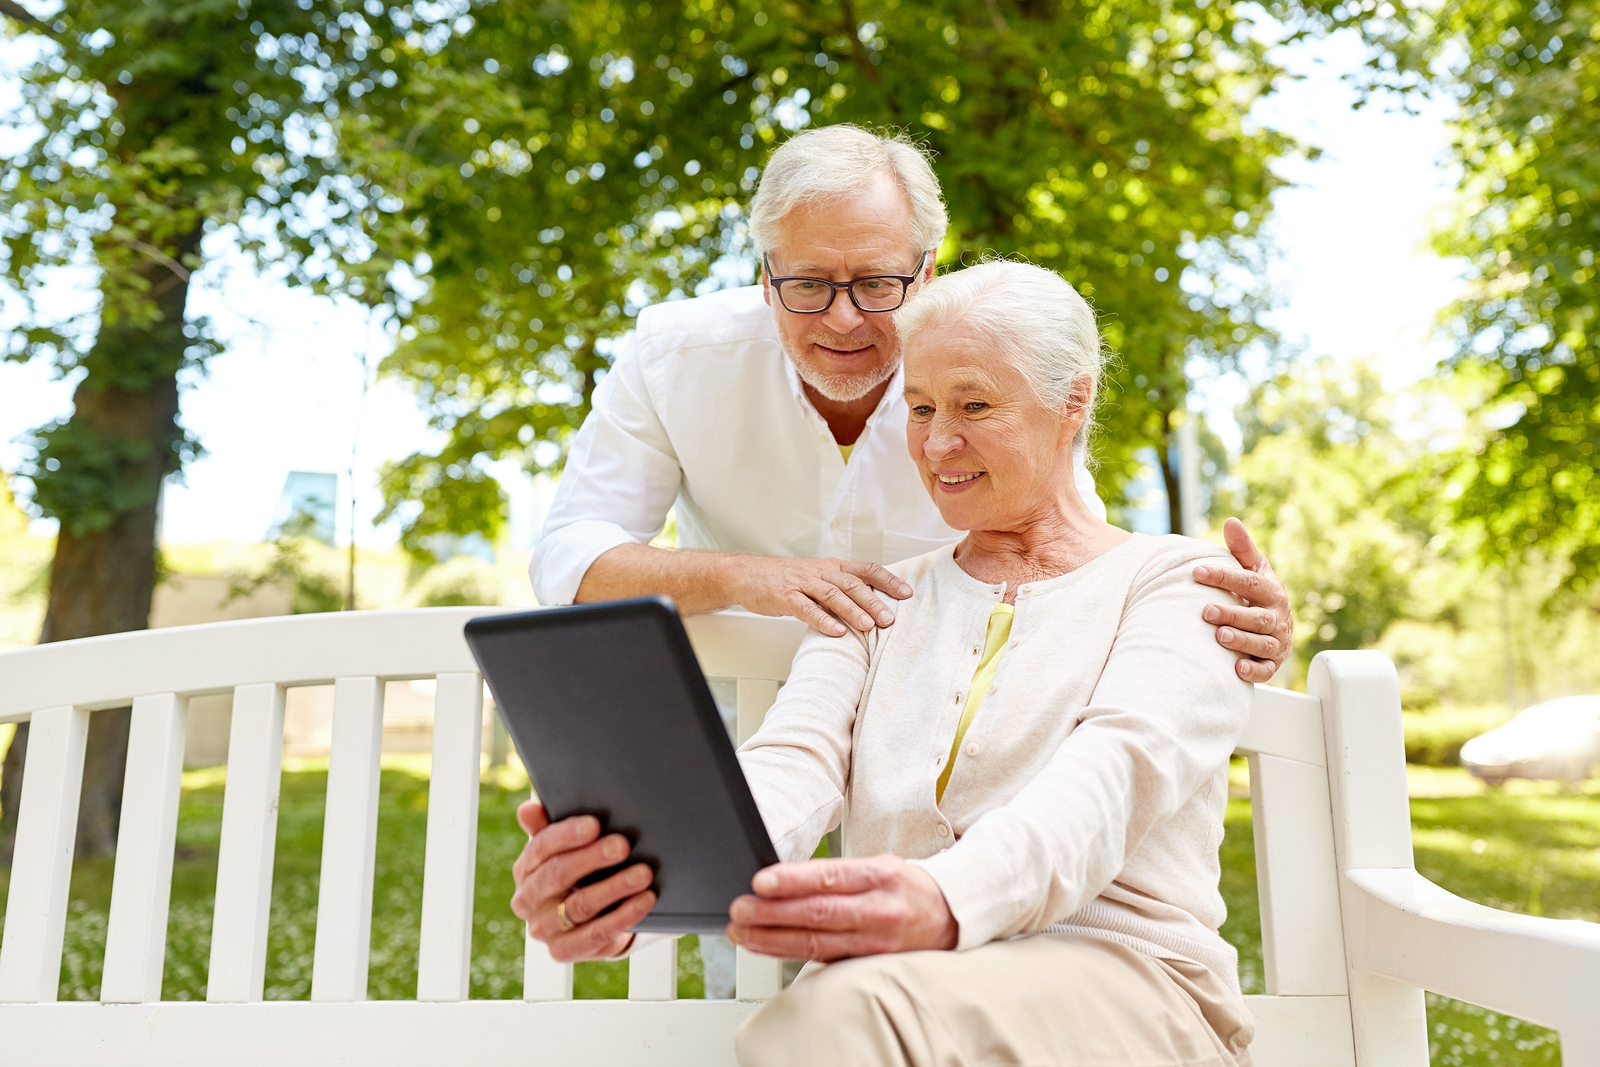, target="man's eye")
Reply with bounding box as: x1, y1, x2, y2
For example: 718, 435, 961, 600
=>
793, 280, 822, 291
860, 279, 887, 291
